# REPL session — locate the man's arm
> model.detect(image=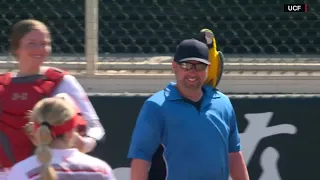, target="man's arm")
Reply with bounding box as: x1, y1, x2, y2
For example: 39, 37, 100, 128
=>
131, 158, 151, 180
229, 151, 249, 180
228, 105, 249, 180
127, 101, 163, 180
